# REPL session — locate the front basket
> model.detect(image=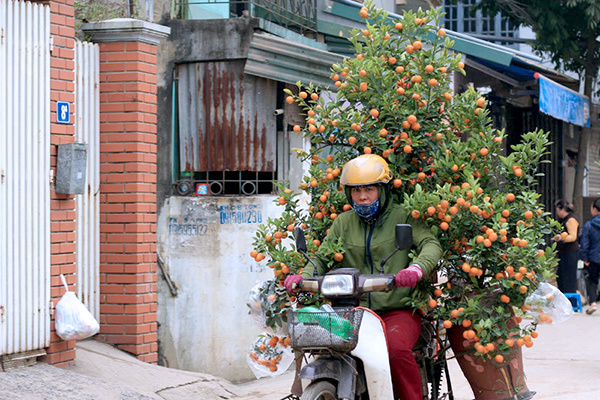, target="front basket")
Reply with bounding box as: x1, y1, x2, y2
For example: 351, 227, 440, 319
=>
288, 307, 363, 352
